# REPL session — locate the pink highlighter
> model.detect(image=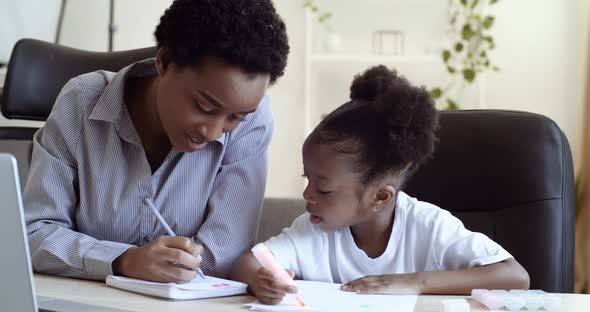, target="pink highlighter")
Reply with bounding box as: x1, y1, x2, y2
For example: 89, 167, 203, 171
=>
251, 243, 306, 307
